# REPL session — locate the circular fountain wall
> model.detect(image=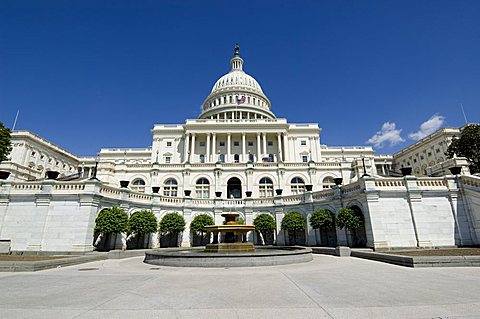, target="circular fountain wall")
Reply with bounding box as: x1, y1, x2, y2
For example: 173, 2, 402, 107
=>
144, 246, 313, 268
